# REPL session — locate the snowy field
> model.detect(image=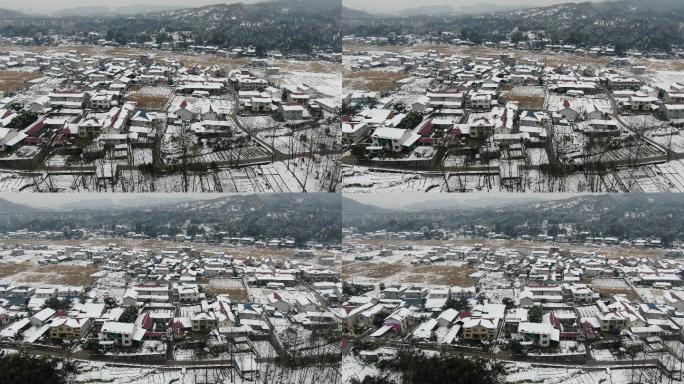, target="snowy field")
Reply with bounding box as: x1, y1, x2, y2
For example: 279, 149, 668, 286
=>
281, 69, 342, 101
238, 115, 280, 131
342, 158, 684, 193
3, 155, 339, 192
72, 360, 341, 384
342, 166, 445, 193
644, 70, 684, 91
